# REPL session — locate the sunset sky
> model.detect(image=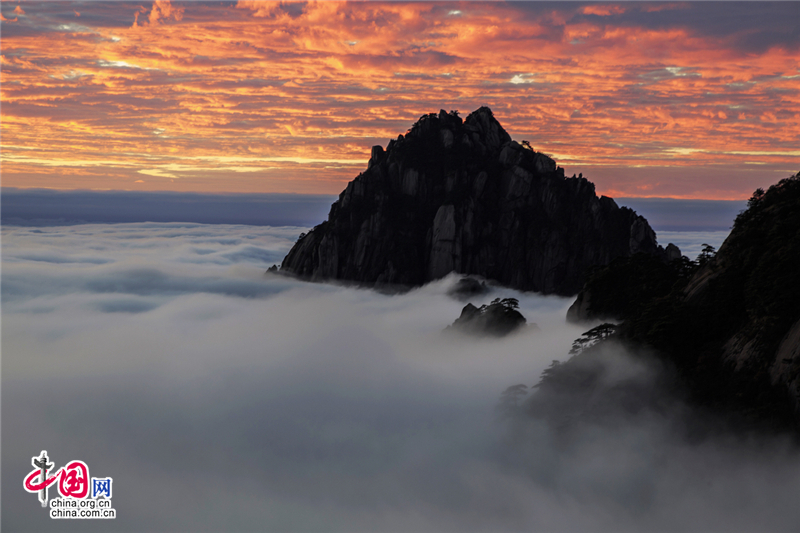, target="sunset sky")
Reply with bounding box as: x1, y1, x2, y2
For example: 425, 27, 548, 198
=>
1, 1, 798, 199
